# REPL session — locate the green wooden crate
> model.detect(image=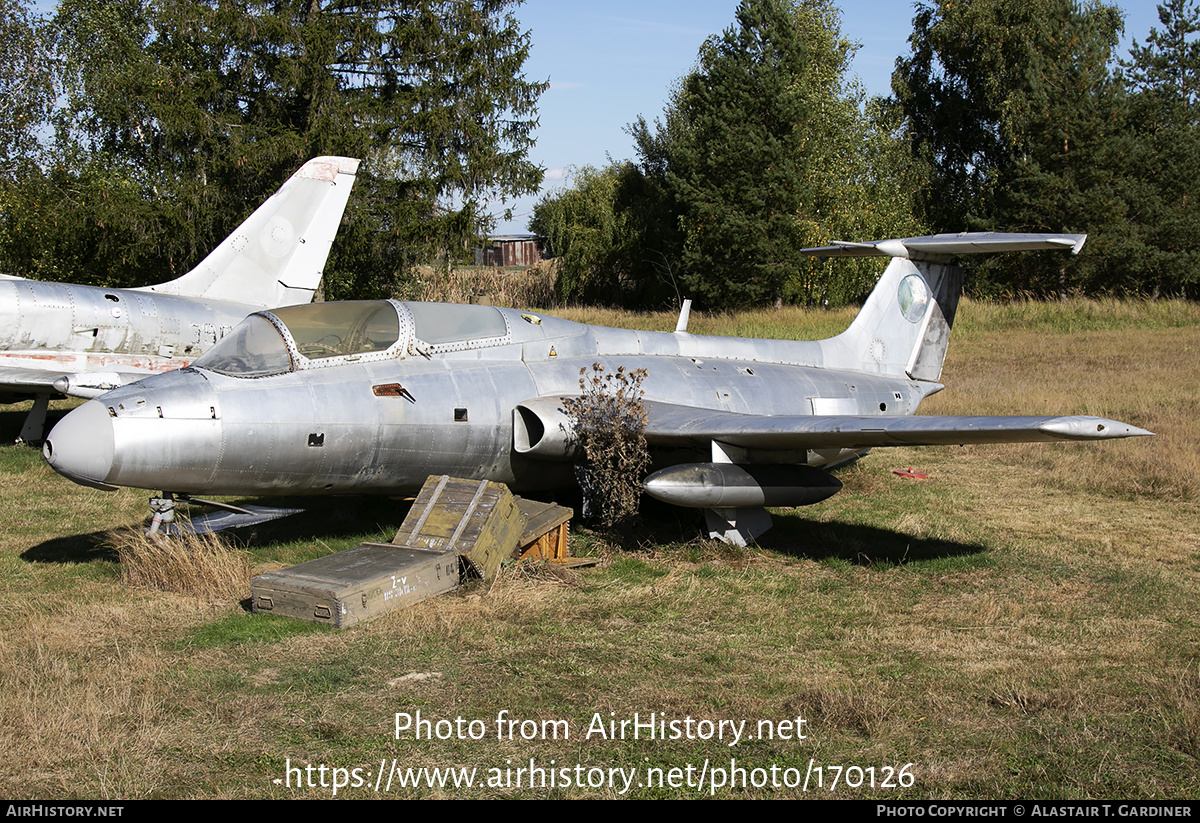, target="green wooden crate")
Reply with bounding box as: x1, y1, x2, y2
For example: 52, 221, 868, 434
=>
251, 542, 459, 628
395, 475, 526, 578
